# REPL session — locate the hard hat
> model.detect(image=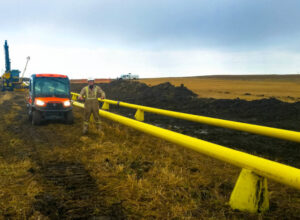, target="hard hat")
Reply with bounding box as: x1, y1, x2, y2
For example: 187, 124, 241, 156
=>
87, 77, 95, 81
